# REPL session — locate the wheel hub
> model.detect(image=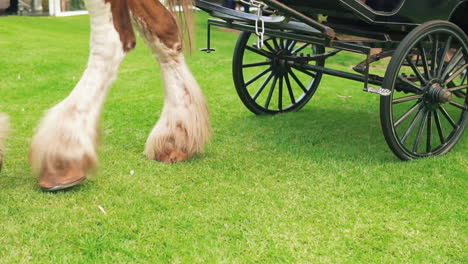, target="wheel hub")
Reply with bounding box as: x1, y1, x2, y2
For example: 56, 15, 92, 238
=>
271, 50, 290, 75
424, 82, 452, 109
